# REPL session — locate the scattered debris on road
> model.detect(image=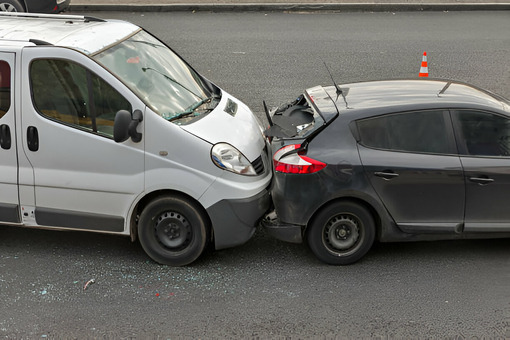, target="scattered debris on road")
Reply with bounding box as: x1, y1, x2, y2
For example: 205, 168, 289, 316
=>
83, 279, 96, 291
